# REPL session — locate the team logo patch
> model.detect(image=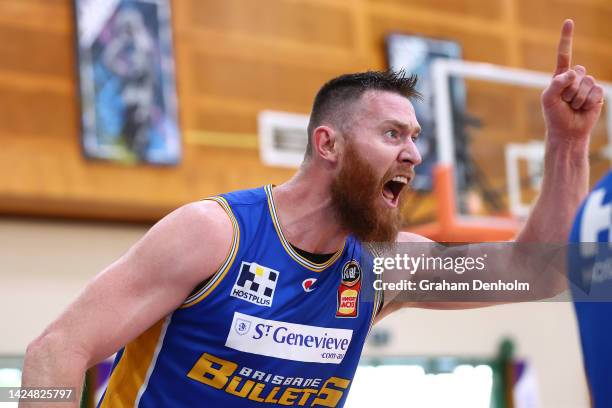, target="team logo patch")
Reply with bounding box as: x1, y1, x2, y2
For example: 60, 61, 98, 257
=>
341, 260, 361, 286
234, 318, 252, 335
226, 312, 353, 364
230, 262, 279, 307
336, 260, 361, 318
302, 278, 317, 292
